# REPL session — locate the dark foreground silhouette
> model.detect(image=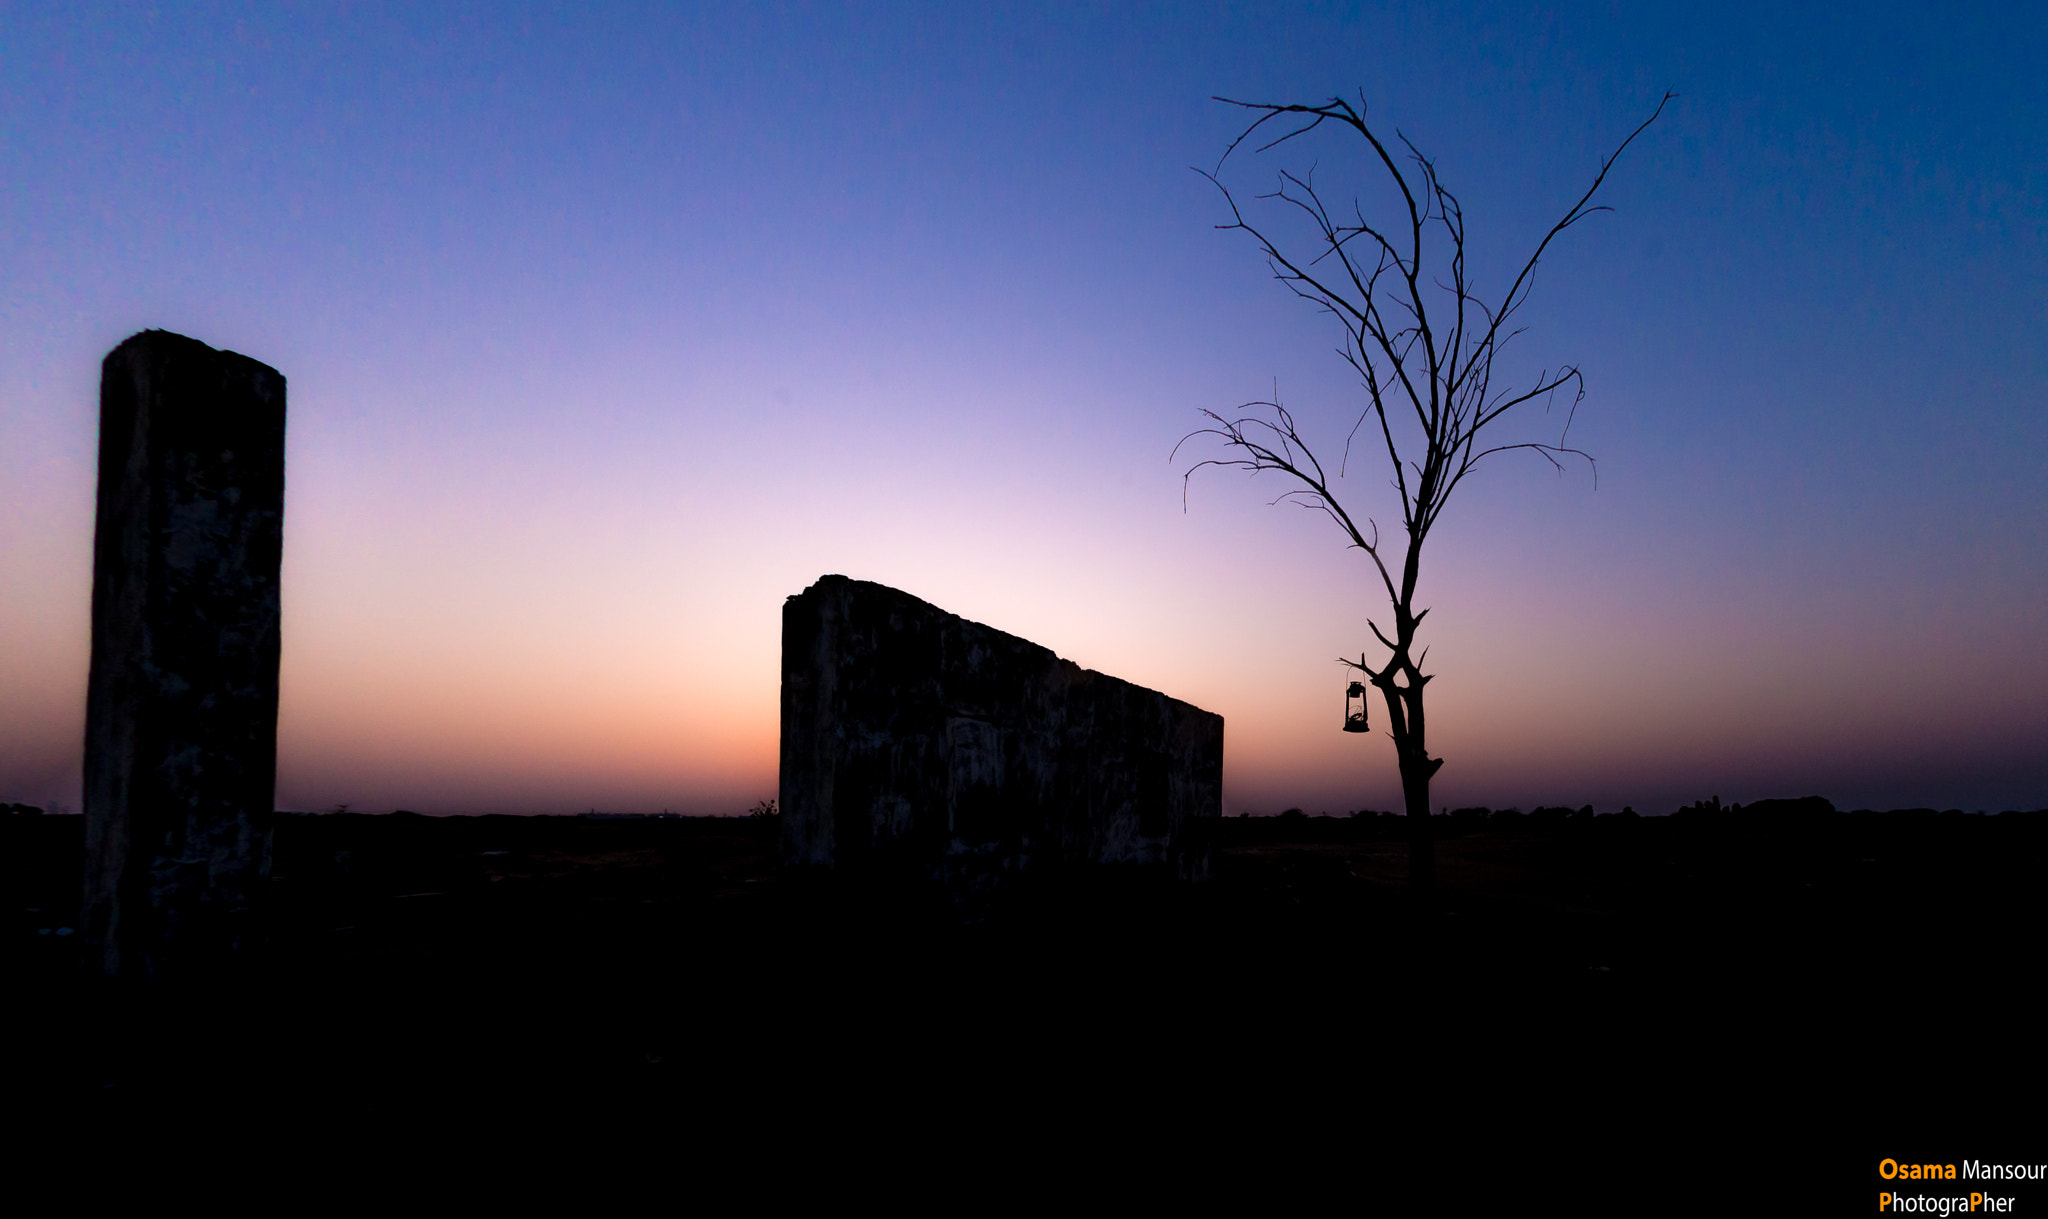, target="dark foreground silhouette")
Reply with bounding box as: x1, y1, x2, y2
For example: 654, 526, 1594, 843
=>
7, 803, 2045, 1161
